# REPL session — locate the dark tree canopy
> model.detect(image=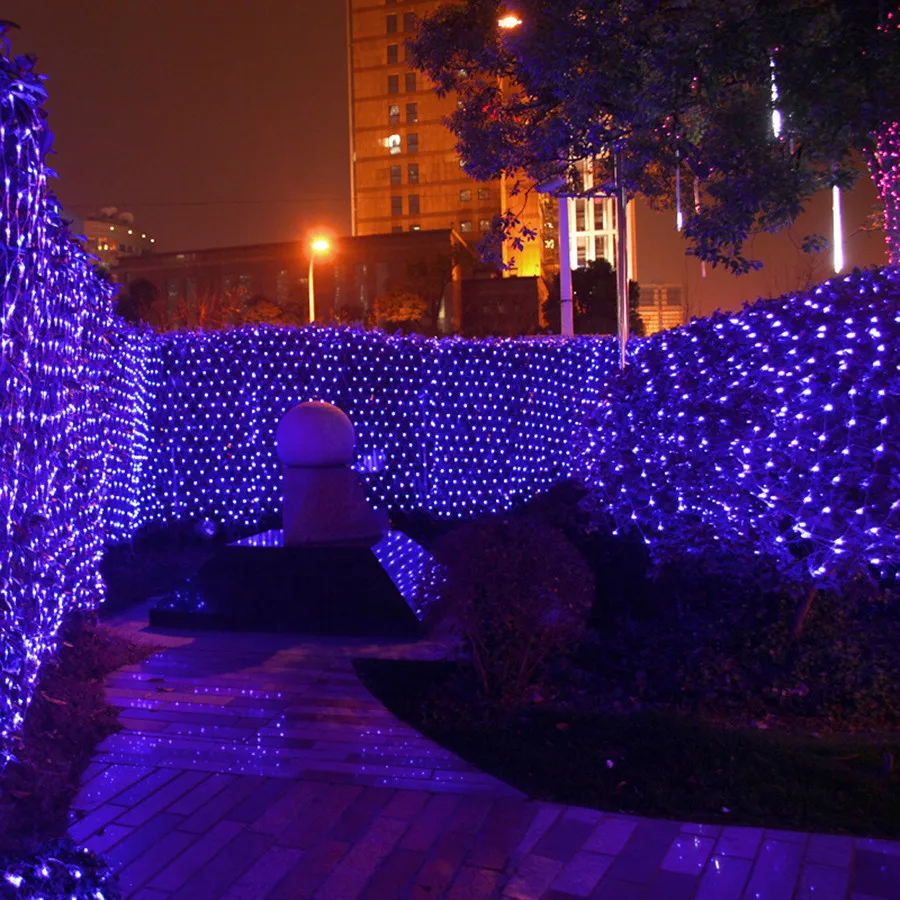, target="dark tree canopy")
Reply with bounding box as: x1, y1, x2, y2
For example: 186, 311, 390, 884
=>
408, 0, 900, 272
